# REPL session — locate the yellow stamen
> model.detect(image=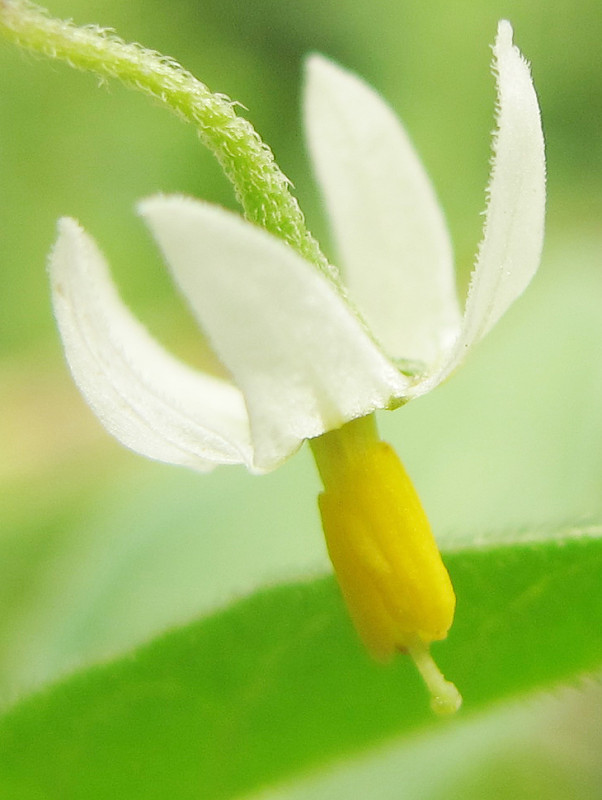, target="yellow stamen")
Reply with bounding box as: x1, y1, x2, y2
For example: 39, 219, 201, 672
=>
310, 414, 461, 714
